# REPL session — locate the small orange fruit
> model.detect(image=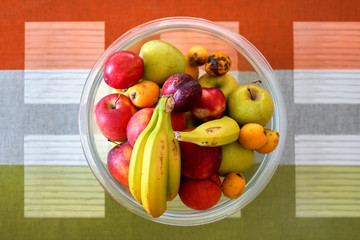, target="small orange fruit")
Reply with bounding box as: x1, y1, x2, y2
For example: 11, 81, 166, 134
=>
222, 172, 246, 199
127, 80, 160, 108
256, 129, 280, 154
185, 61, 199, 80
238, 123, 268, 150
186, 45, 208, 67
205, 51, 231, 77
